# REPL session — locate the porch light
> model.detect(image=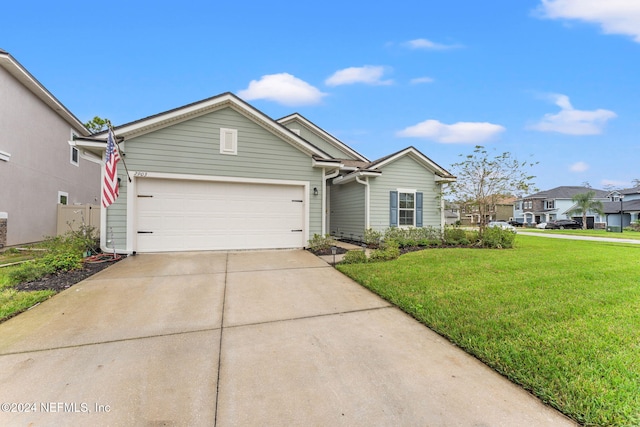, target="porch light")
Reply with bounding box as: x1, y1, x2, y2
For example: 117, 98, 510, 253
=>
313, 187, 319, 196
